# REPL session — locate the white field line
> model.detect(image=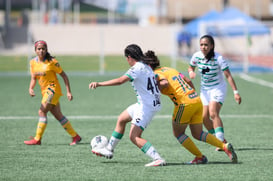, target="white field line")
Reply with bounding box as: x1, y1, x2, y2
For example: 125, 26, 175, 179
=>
239, 73, 273, 88
0, 114, 272, 120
